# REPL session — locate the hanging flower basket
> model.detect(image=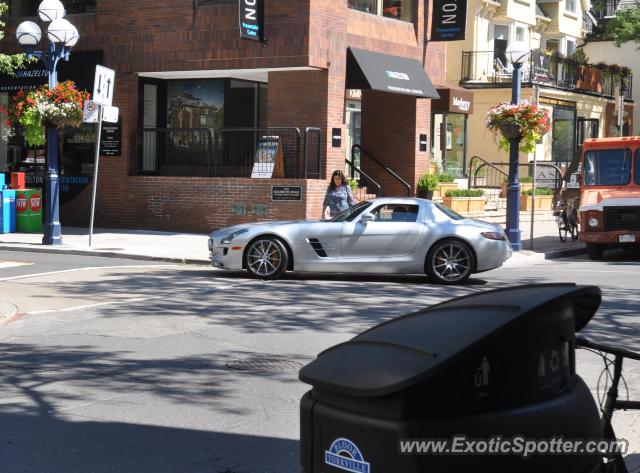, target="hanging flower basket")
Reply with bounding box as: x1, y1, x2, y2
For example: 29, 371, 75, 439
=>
8, 81, 90, 147
485, 100, 551, 154
497, 121, 522, 140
